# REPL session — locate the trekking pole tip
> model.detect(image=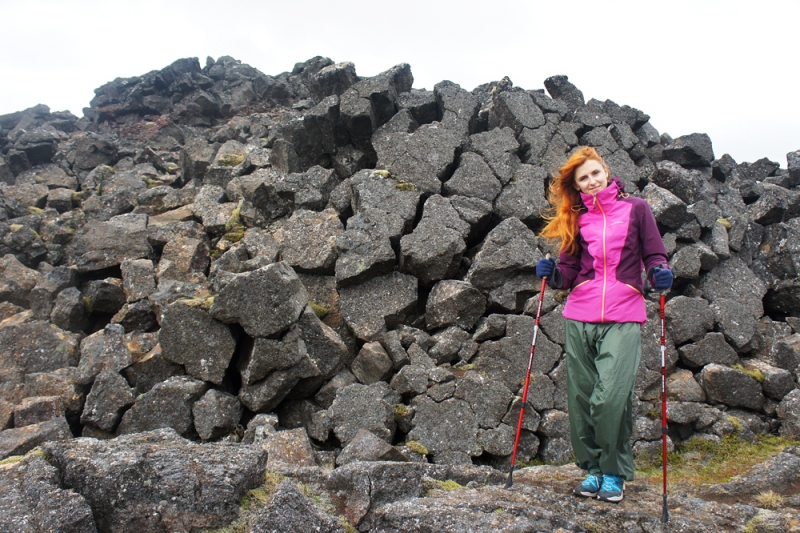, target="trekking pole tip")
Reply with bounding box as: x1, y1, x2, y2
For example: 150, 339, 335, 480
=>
661, 495, 669, 523
504, 467, 514, 489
